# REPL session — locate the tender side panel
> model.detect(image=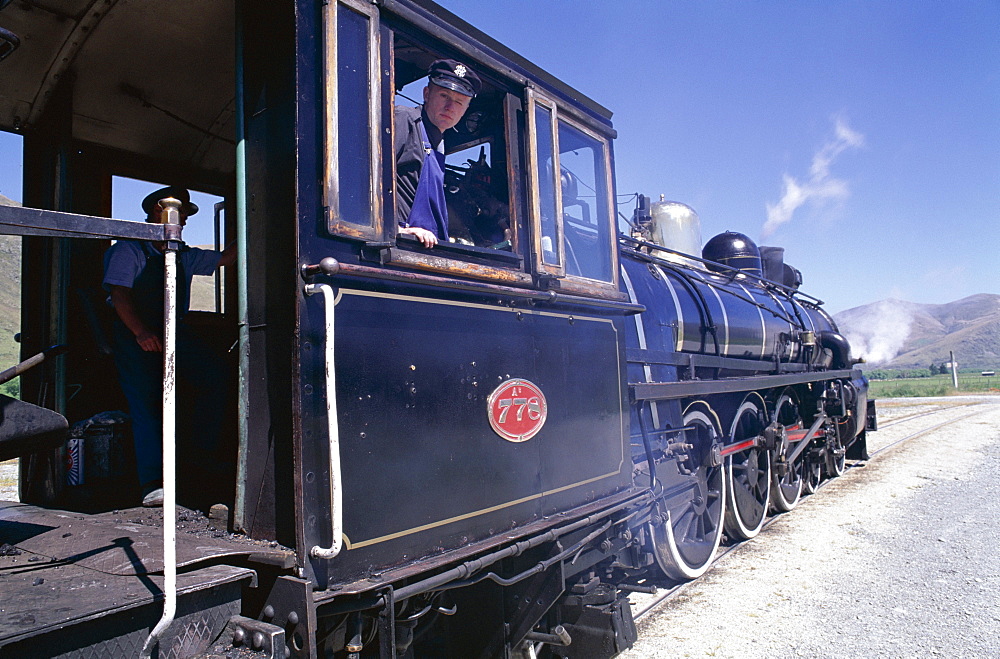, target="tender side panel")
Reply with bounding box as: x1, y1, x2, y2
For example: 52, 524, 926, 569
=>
305, 287, 629, 582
